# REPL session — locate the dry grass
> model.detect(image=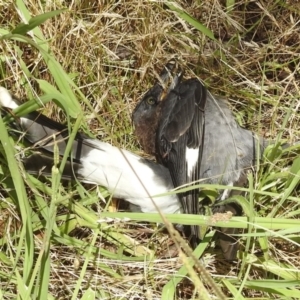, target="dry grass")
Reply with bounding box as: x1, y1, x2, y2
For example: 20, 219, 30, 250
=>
0, 0, 300, 299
